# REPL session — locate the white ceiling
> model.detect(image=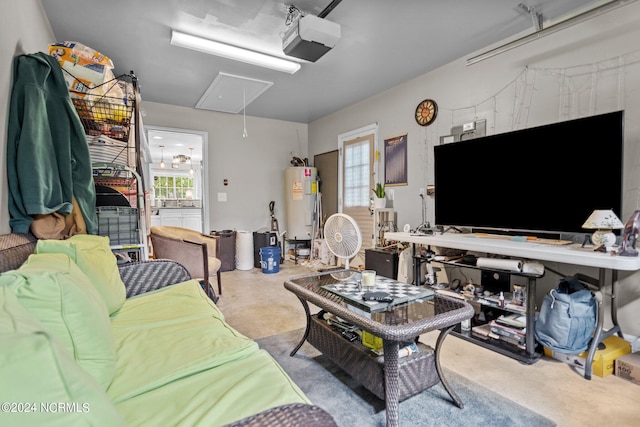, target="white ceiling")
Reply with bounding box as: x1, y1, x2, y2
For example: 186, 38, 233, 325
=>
42, 0, 609, 124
